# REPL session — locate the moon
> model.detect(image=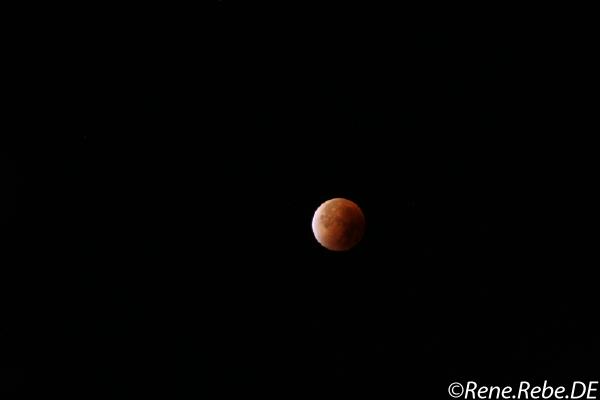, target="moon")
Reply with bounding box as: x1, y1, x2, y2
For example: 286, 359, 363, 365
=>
312, 198, 365, 251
